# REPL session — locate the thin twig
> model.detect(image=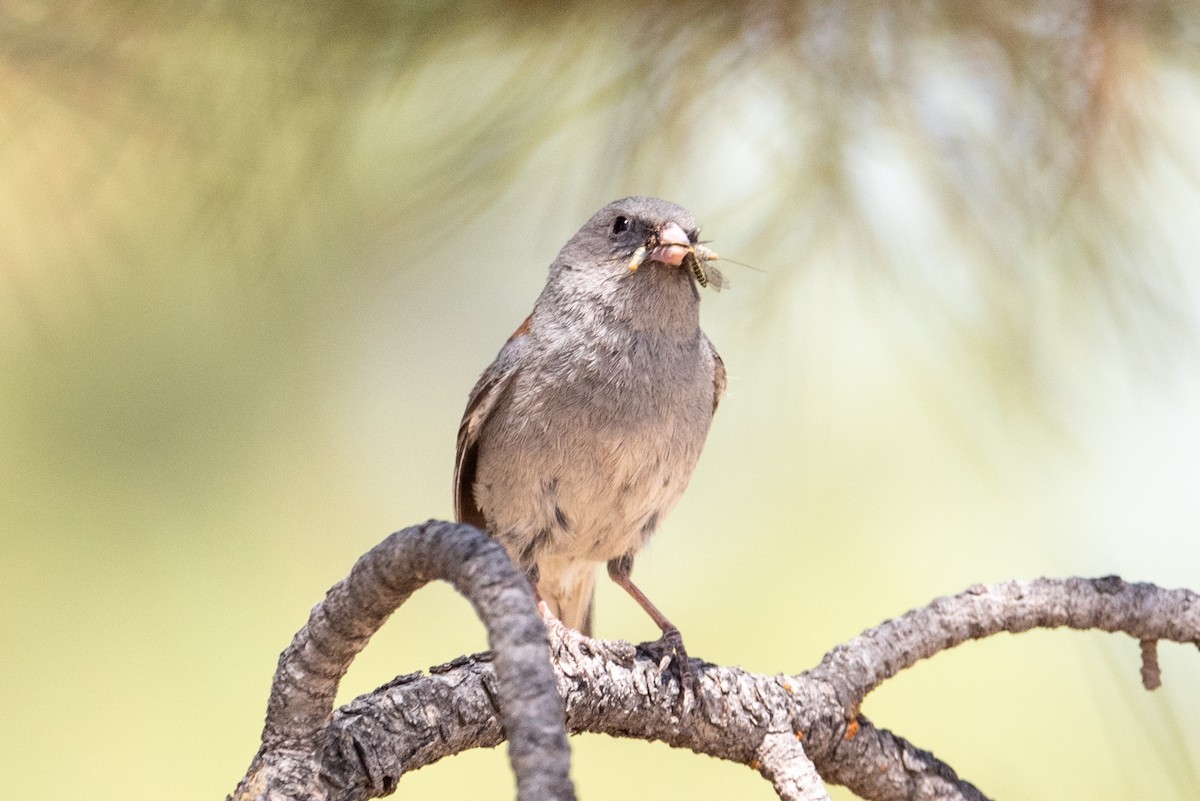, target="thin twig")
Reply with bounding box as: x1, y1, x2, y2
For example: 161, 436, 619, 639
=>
1140, 639, 1162, 690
